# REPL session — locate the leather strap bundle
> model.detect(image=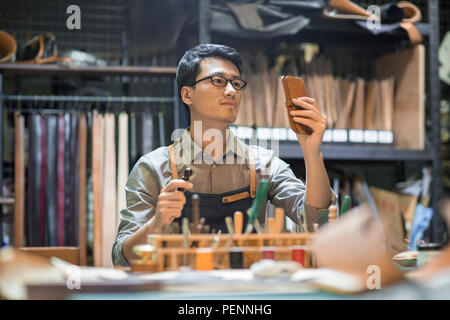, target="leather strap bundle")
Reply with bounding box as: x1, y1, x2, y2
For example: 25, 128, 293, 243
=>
323, 0, 423, 45
15, 33, 74, 64
211, 1, 422, 44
